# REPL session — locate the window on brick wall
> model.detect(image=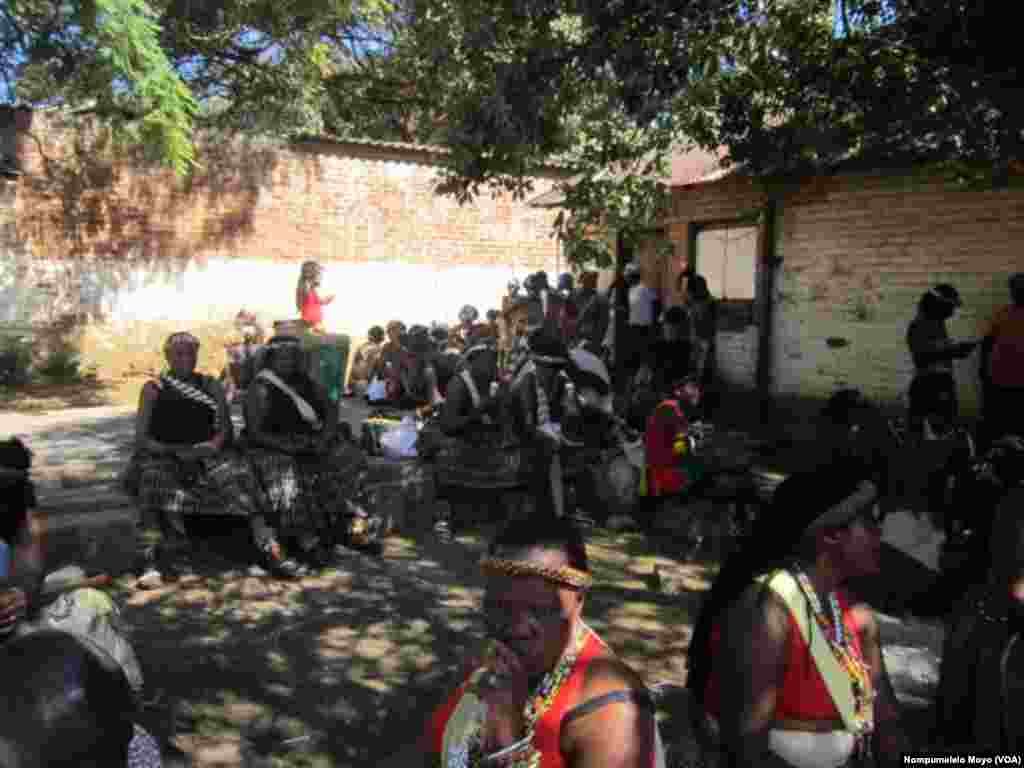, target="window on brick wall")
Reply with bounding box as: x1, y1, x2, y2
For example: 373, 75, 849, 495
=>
693, 222, 759, 329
